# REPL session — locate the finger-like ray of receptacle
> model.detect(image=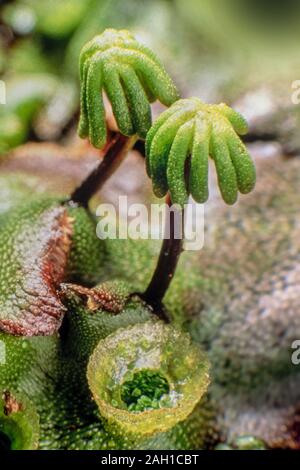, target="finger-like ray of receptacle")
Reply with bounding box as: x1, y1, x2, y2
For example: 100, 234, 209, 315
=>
78, 59, 90, 138
216, 103, 249, 135
211, 133, 238, 205
86, 57, 106, 148
118, 49, 179, 106
79, 31, 137, 77
79, 45, 94, 81
167, 121, 194, 207
137, 72, 156, 103
189, 117, 210, 203
133, 42, 166, 67
119, 66, 152, 138
120, 41, 166, 103
145, 101, 184, 176
149, 107, 196, 197
103, 63, 134, 137
227, 130, 256, 194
